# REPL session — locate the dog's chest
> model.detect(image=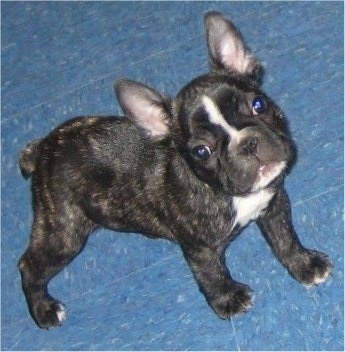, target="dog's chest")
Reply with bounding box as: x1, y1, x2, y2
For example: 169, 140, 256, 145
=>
232, 189, 274, 230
